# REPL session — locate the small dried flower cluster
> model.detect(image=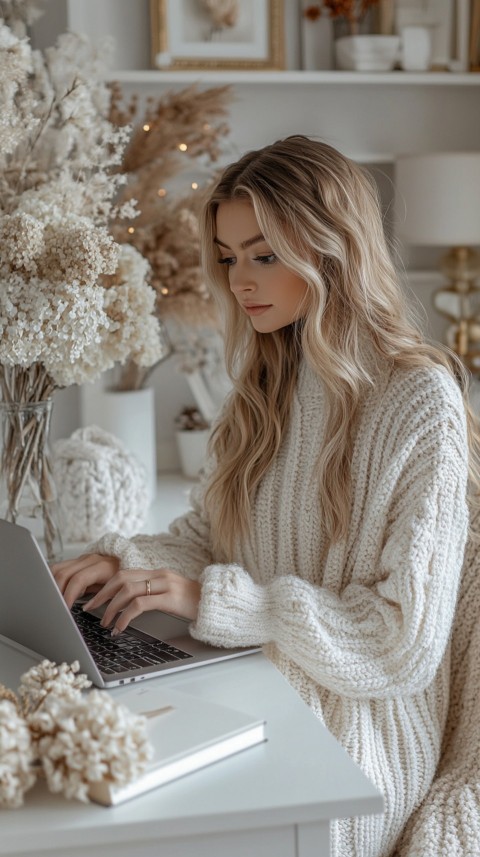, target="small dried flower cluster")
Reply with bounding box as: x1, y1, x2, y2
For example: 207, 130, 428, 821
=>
0, 660, 153, 808
0, 699, 36, 809
172, 326, 226, 375
175, 406, 211, 432
18, 659, 92, 715
0, 0, 43, 37
0, 8, 166, 403
322, 0, 379, 33
95, 244, 171, 379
